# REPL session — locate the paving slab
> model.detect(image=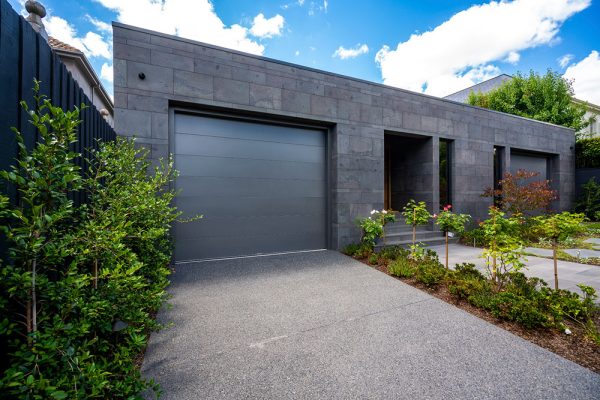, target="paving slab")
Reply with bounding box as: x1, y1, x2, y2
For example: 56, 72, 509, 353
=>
584, 238, 600, 246
141, 250, 599, 399
563, 248, 600, 259
524, 247, 554, 258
